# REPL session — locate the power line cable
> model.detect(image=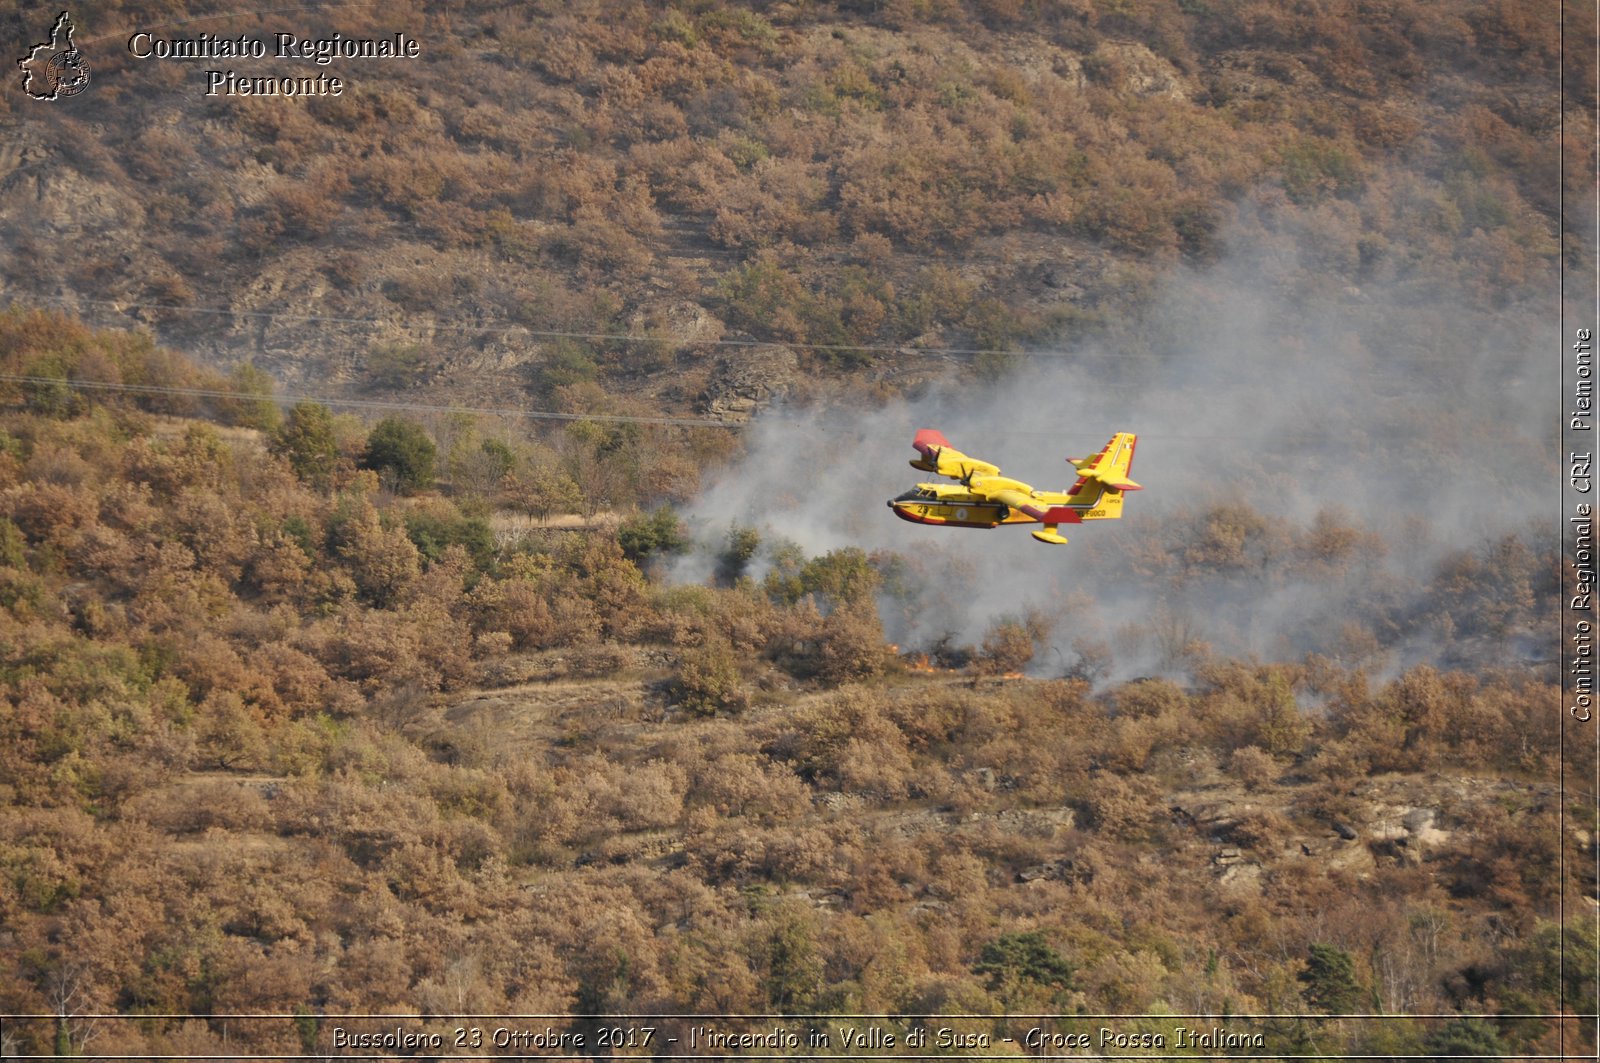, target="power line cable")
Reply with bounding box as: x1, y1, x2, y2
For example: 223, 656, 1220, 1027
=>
5, 293, 1494, 371
0, 375, 1540, 450
0, 298, 1536, 441
9, 294, 1068, 360
0, 374, 740, 429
